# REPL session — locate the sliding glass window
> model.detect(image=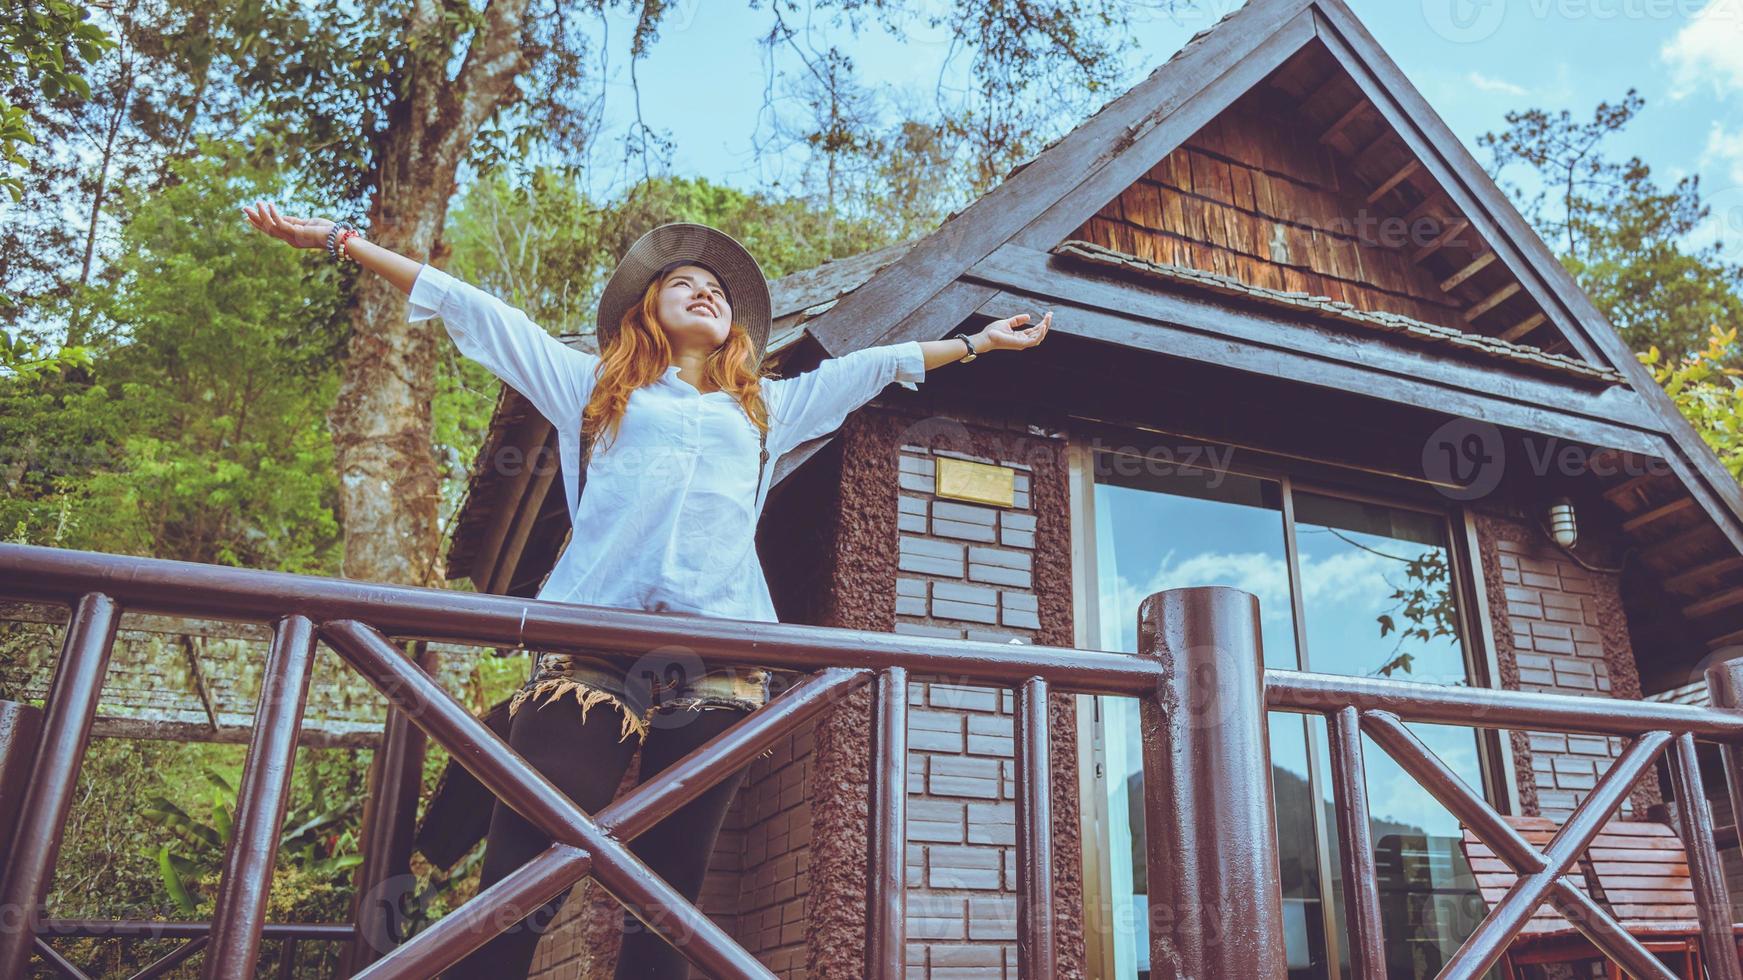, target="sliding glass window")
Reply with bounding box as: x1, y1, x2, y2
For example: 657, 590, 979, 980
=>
1083, 443, 1496, 980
